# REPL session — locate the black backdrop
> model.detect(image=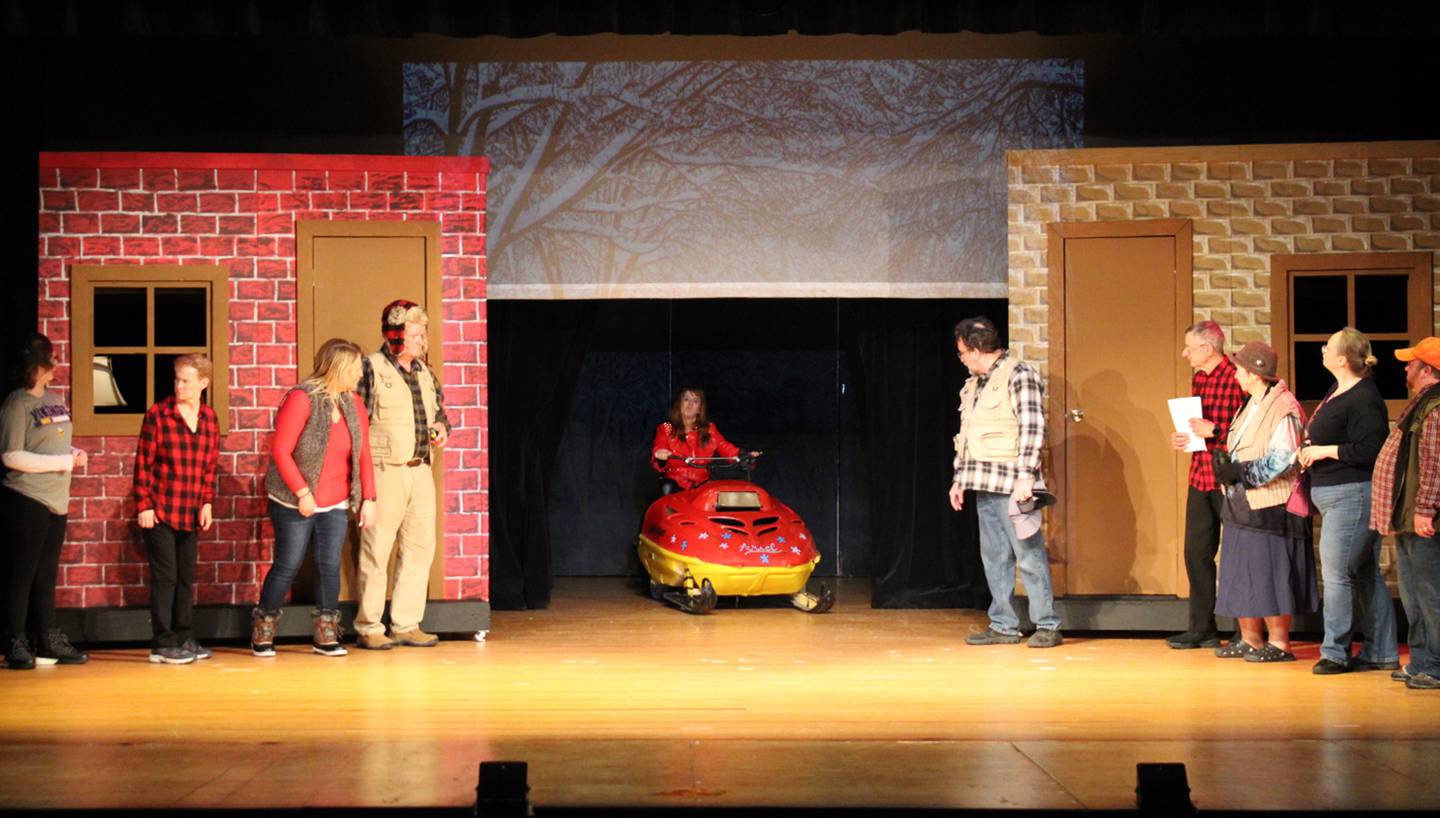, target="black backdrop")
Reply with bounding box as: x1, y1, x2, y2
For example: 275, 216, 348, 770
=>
489, 298, 1004, 610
